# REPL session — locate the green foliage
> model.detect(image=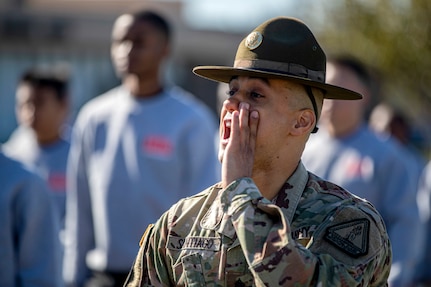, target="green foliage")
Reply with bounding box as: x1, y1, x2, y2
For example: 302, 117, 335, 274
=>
315, 0, 431, 149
